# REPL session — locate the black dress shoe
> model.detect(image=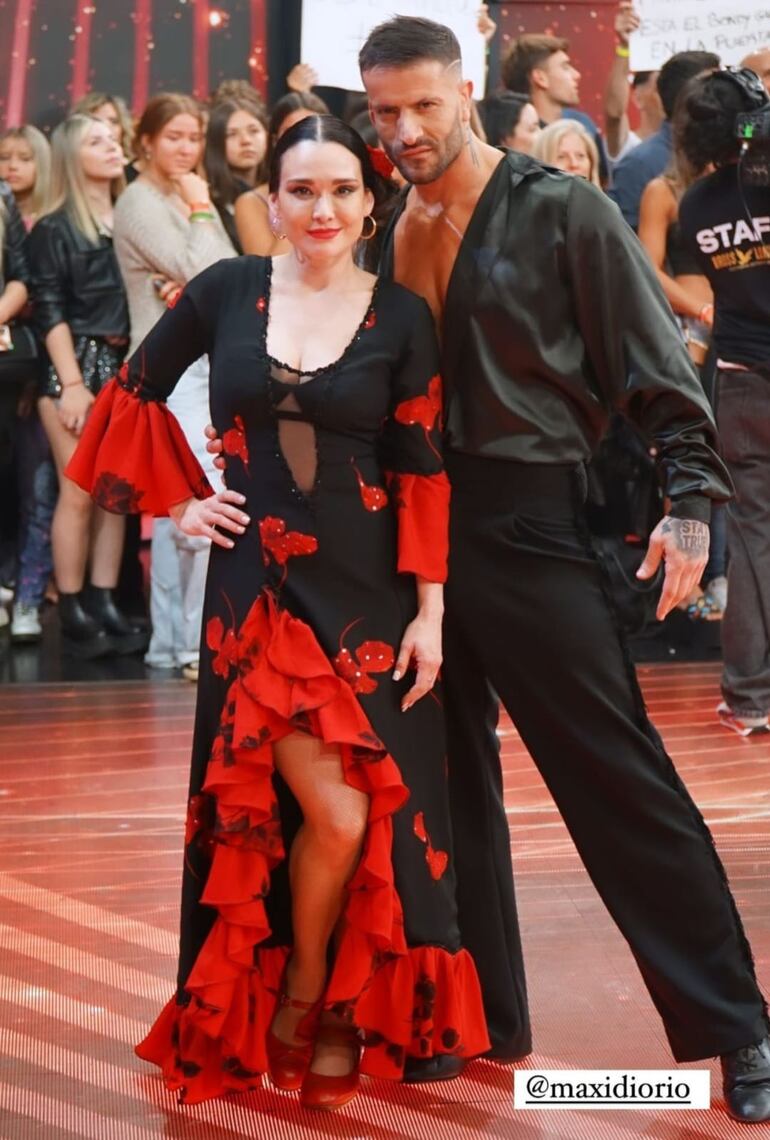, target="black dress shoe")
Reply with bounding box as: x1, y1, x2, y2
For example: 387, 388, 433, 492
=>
721, 1035, 770, 1123
402, 1055, 465, 1084
482, 1042, 533, 1065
